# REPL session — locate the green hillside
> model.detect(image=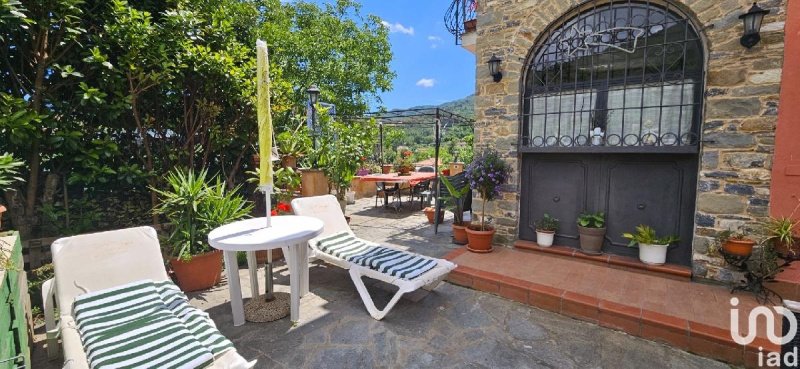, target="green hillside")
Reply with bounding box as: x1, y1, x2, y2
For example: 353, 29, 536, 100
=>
378, 95, 475, 164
